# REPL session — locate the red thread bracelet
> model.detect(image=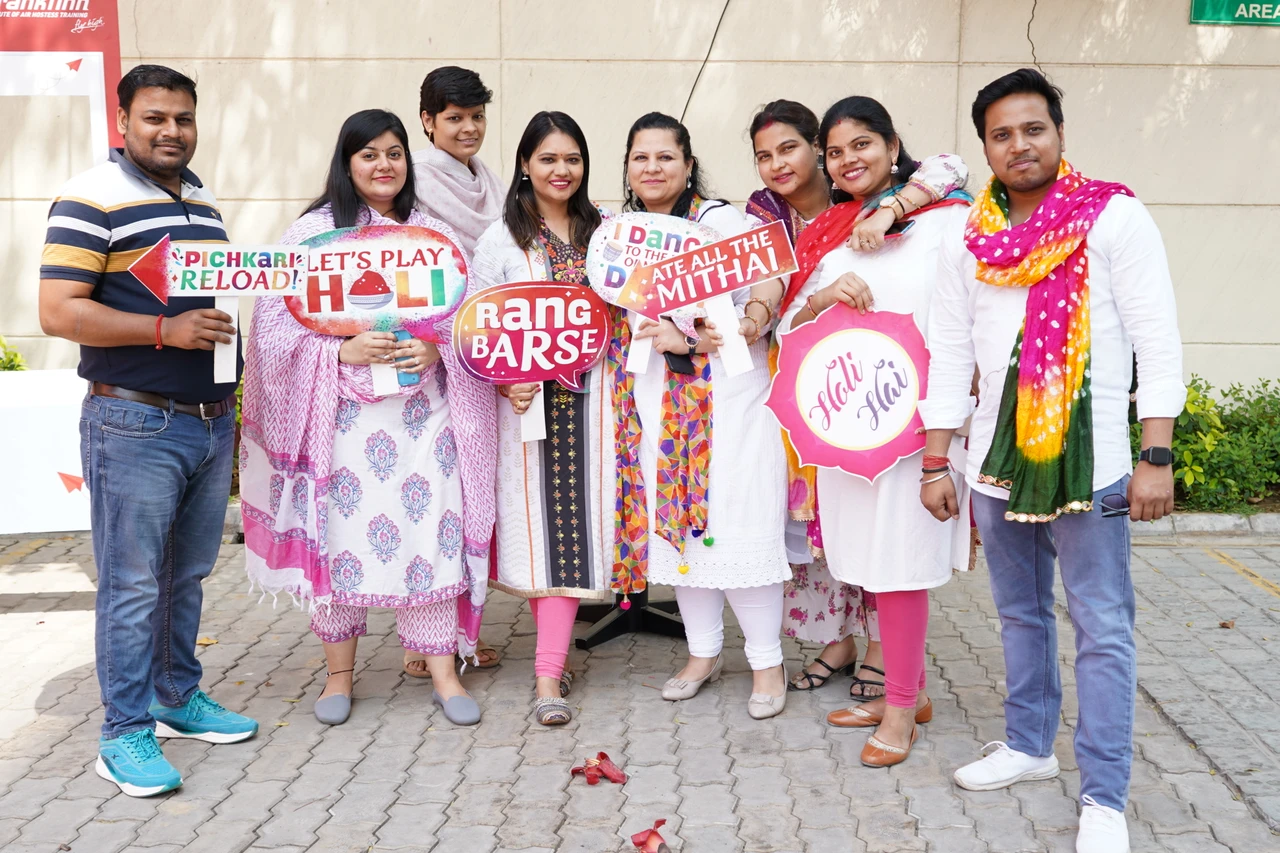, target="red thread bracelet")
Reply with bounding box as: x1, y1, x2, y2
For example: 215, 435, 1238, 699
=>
806, 294, 820, 317
155, 315, 165, 350
922, 454, 950, 469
